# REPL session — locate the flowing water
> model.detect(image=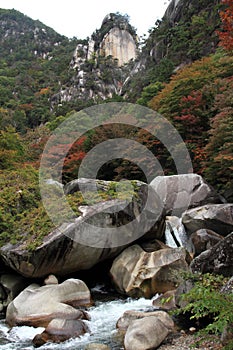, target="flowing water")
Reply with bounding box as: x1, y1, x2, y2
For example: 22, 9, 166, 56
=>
0, 286, 158, 350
